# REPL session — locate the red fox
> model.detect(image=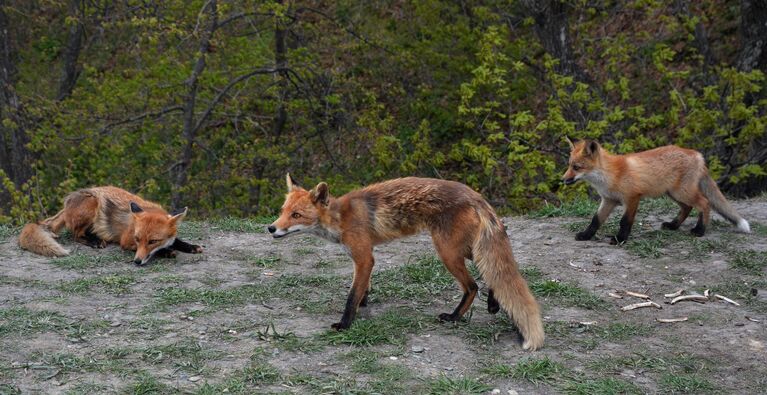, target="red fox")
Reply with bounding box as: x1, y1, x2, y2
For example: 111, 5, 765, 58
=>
269, 174, 544, 350
18, 186, 203, 265
562, 138, 750, 244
